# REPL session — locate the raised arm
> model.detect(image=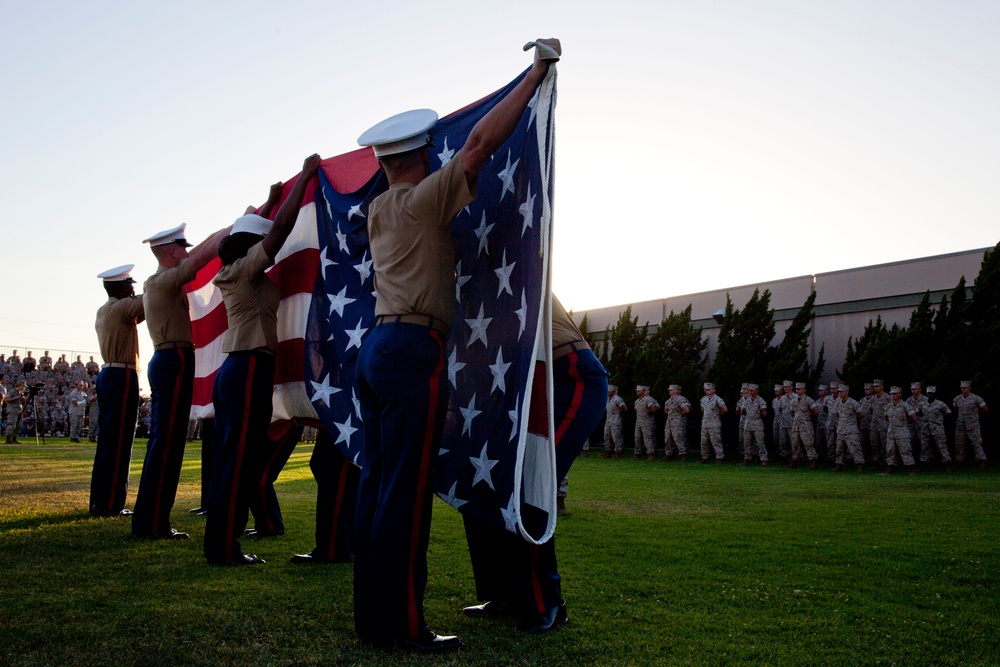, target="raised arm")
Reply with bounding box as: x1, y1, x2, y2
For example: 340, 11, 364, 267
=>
461, 39, 561, 183
262, 155, 321, 260
186, 226, 233, 274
